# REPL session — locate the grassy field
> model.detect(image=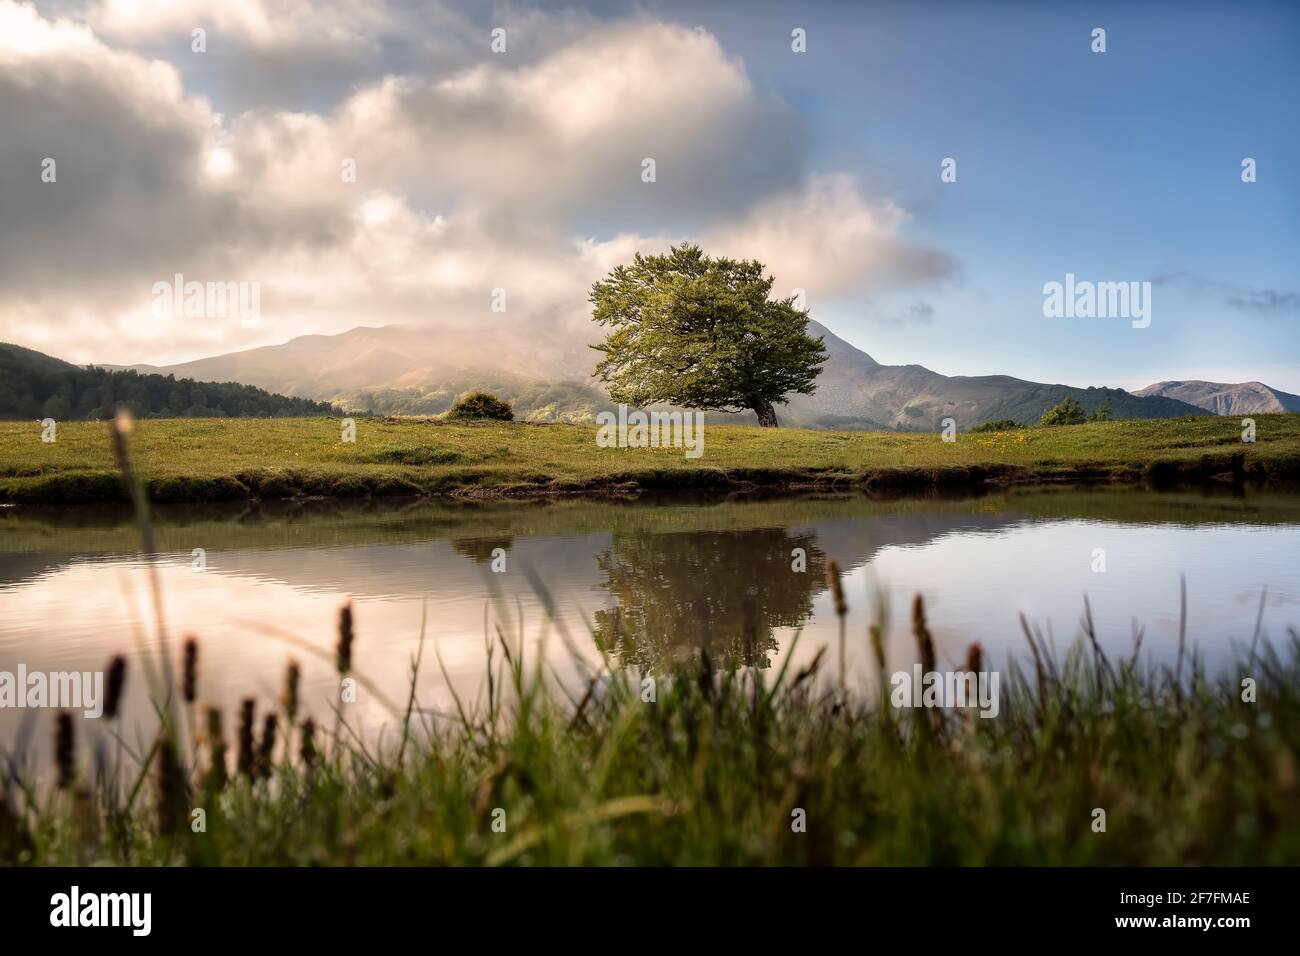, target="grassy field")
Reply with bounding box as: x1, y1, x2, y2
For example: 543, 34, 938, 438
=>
1, 414, 1299, 505
4, 594, 1298, 866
